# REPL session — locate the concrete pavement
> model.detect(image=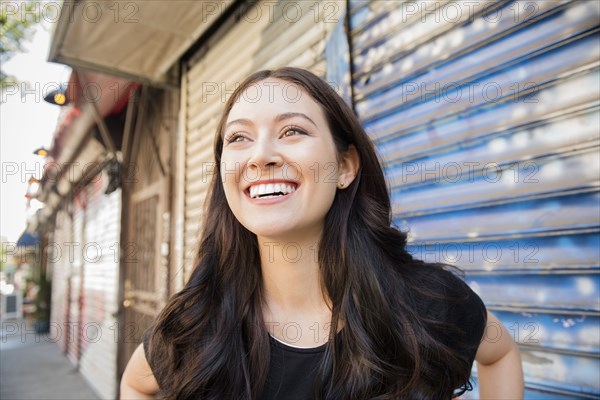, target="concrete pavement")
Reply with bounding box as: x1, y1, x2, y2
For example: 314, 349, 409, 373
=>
0, 320, 100, 400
